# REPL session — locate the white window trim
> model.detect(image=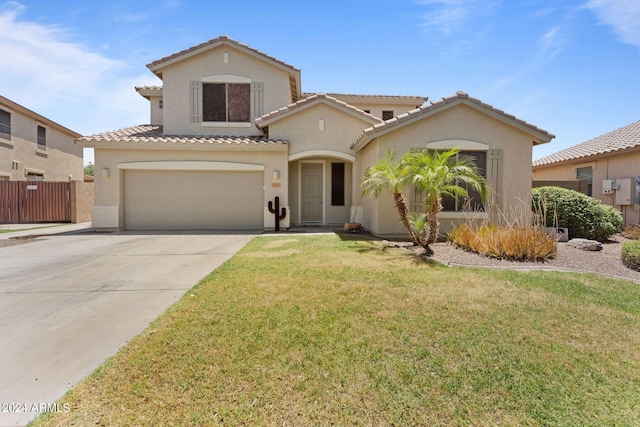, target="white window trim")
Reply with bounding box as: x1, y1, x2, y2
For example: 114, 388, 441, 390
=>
202, 121, 252, 128
202, 74, 251, 84
424, 139, 489, 151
